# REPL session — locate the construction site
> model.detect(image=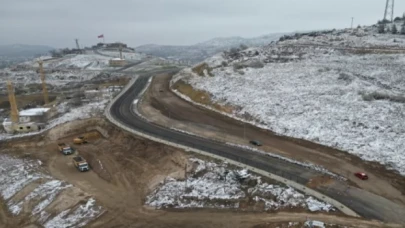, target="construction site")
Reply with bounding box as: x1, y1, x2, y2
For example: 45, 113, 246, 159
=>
1, 1, 405, 227
0, 39, 404, 227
